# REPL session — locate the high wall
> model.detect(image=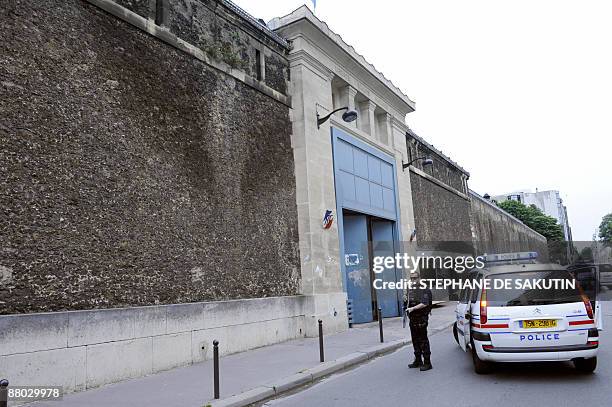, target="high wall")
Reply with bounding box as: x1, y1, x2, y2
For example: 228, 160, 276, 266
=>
409, 173, 472, 244
406, 131, 472, 300
407, 131, 548, 302
0, 0, 307, 393
470, 191, 549, 257
0, 0, 299, 314
406, 131, 467, 194
406, 131, 472, 246
406, 131, 547, 258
